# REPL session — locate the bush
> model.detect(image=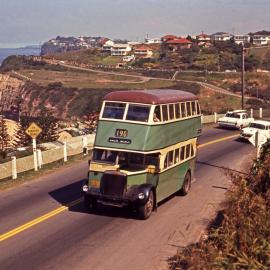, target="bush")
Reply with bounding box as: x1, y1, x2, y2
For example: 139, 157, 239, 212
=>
170, 141, 270, 270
